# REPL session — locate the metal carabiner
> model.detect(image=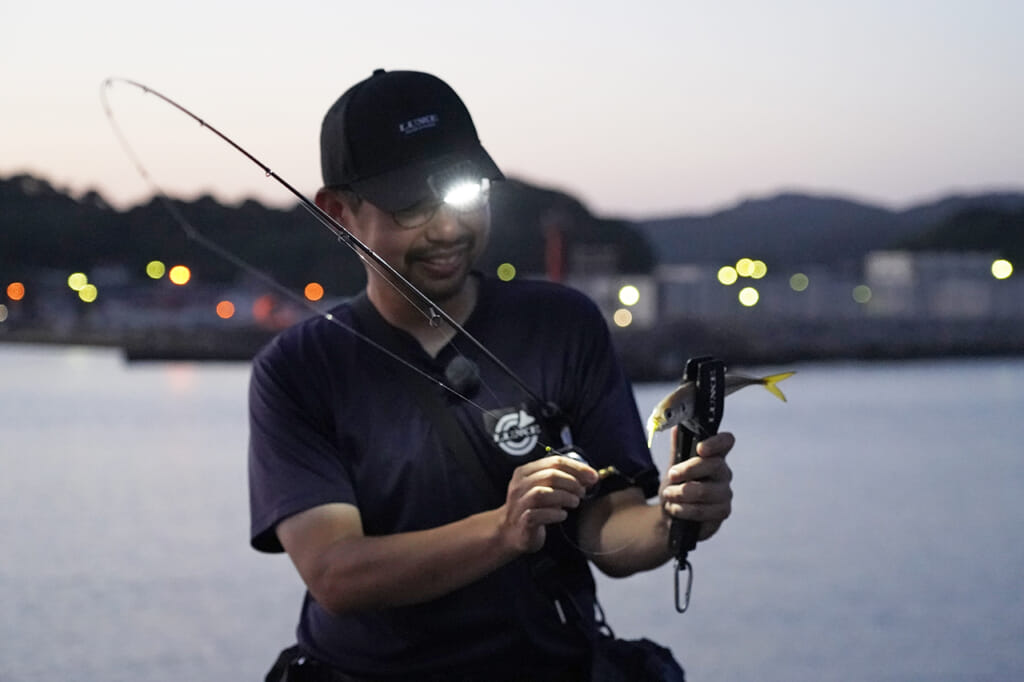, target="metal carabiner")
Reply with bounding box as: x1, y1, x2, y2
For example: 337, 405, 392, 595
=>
674, 558, 694, 613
